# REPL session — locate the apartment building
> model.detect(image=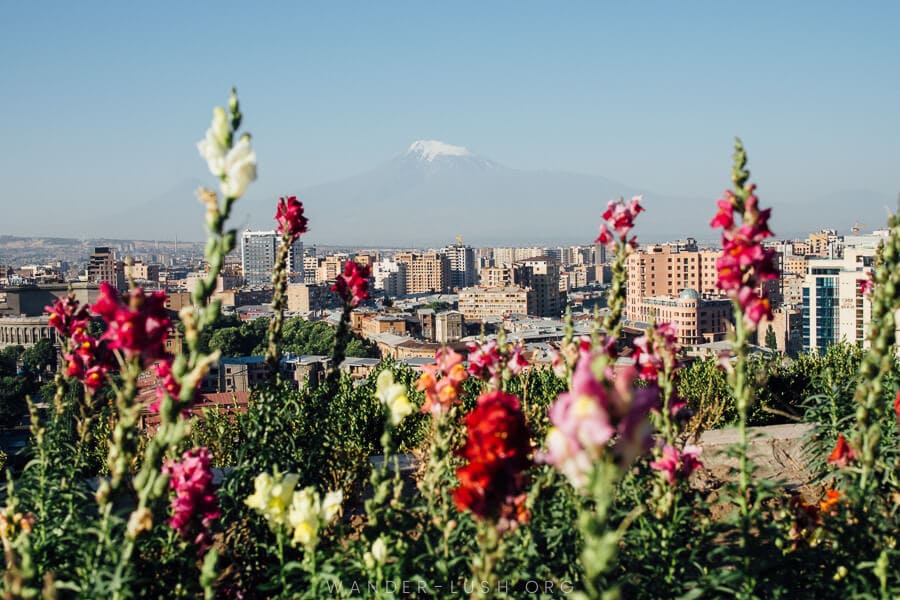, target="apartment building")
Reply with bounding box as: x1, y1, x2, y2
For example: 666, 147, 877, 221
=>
626, 243, 720, 321
458, 286, 535, 320
395, 252, 450, 294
